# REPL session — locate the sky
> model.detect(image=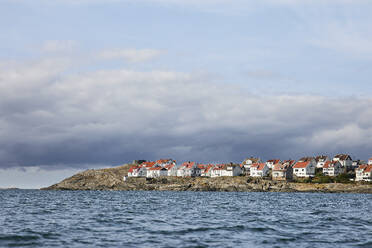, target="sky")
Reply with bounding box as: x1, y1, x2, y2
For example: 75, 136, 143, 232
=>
1, 0, 372, 188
